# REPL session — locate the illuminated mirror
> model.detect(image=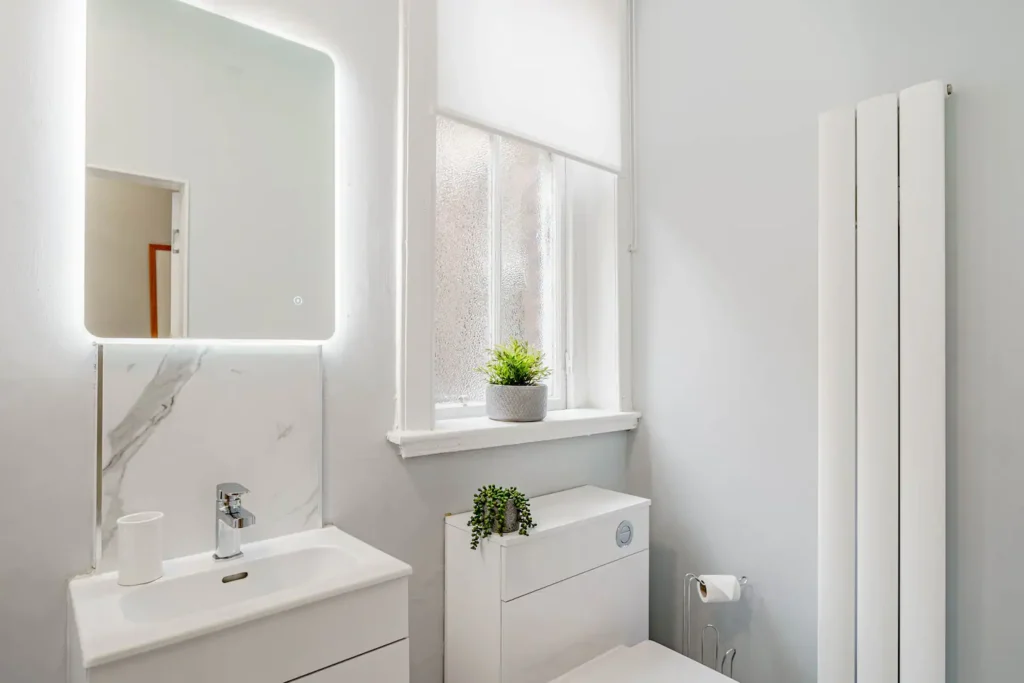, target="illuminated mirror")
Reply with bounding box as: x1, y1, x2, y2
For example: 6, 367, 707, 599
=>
86, 0, 335, 340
